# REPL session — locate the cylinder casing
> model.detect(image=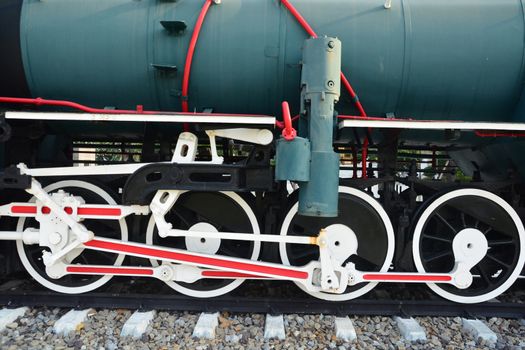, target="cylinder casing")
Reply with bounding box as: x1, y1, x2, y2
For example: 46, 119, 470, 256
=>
10, 0, 525, 122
